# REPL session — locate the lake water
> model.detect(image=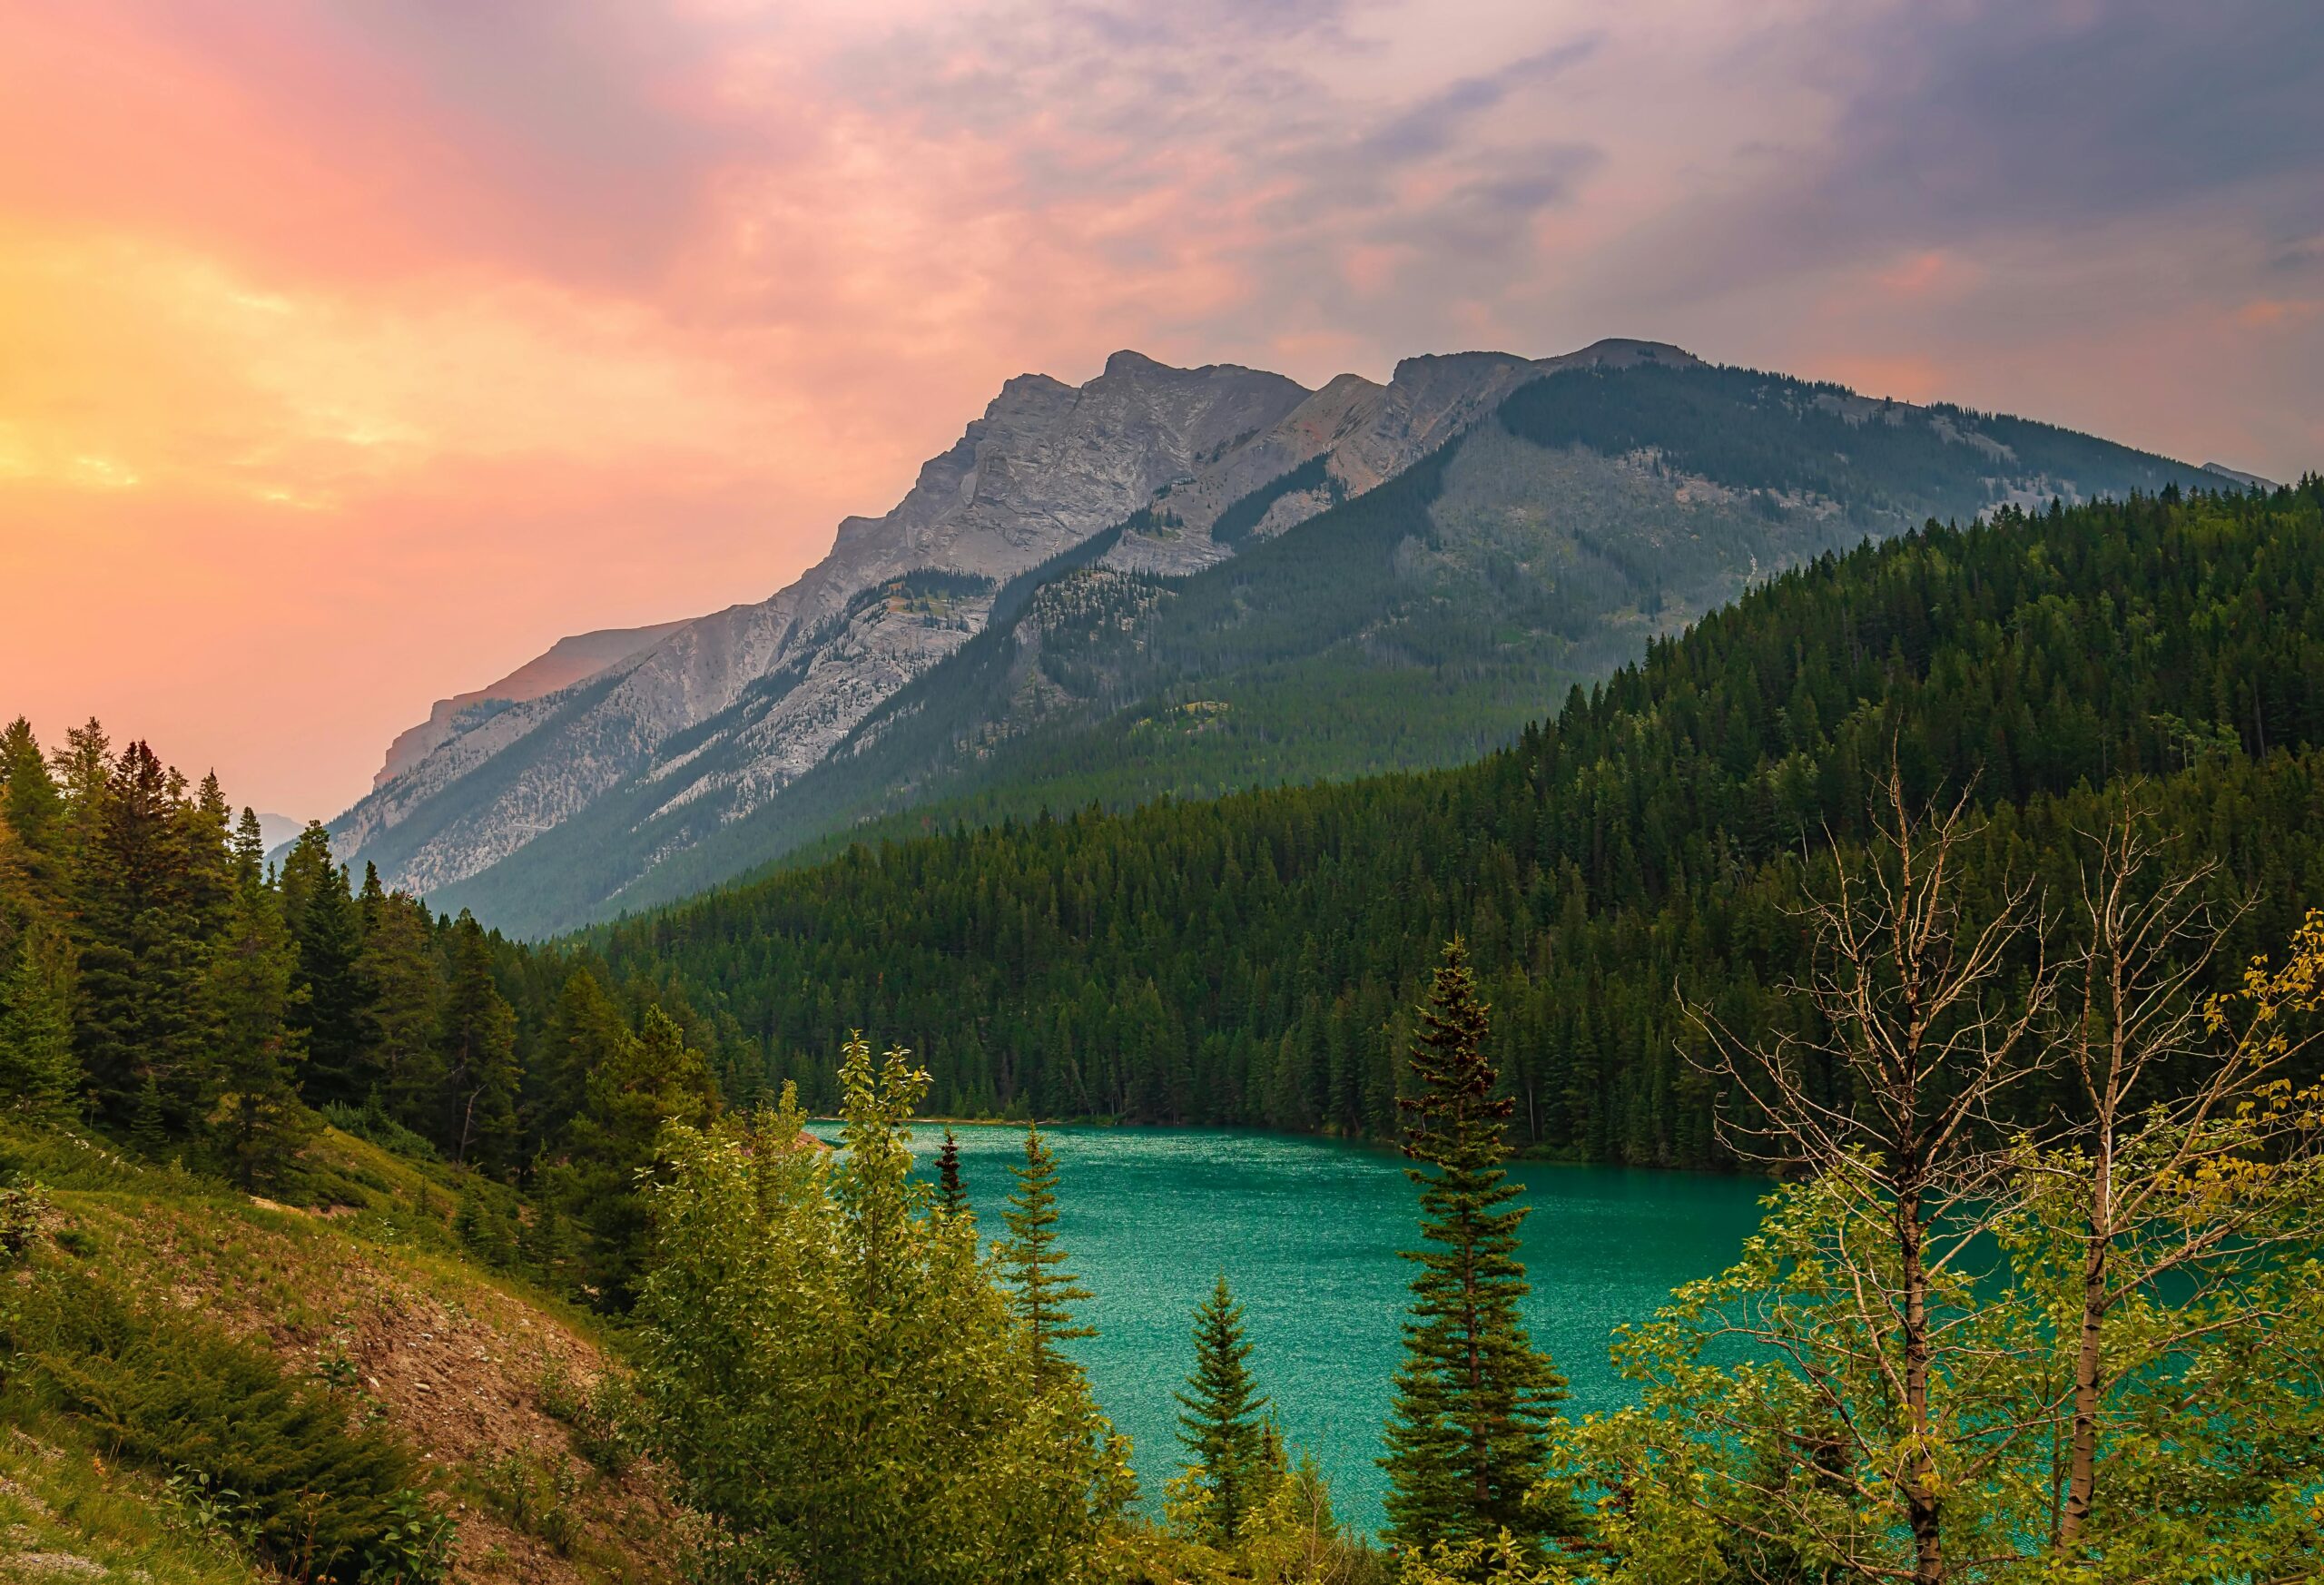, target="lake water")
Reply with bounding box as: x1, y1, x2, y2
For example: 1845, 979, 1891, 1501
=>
815, 1122, 1768, 1535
